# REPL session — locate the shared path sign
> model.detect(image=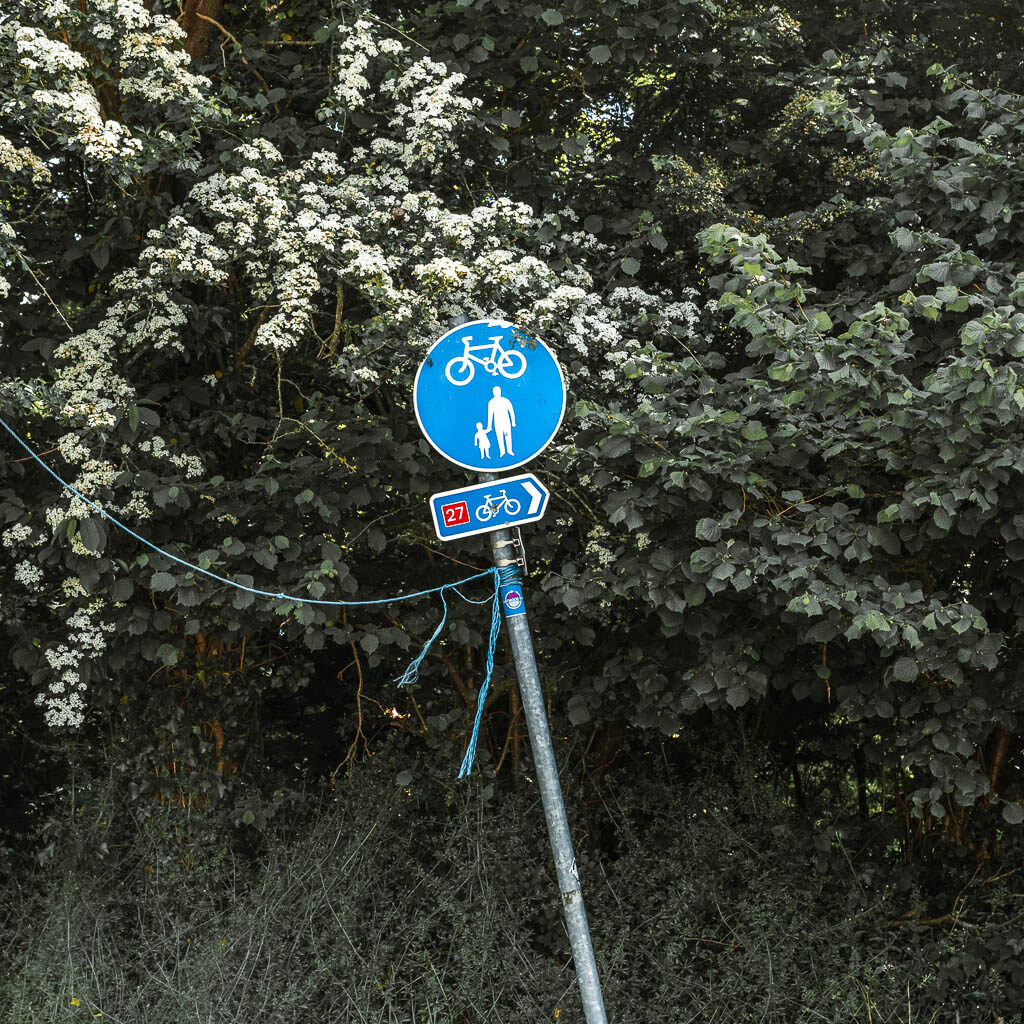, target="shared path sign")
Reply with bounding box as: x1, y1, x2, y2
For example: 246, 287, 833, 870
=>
429, 473, 550, 542
413, 319, 566, 473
